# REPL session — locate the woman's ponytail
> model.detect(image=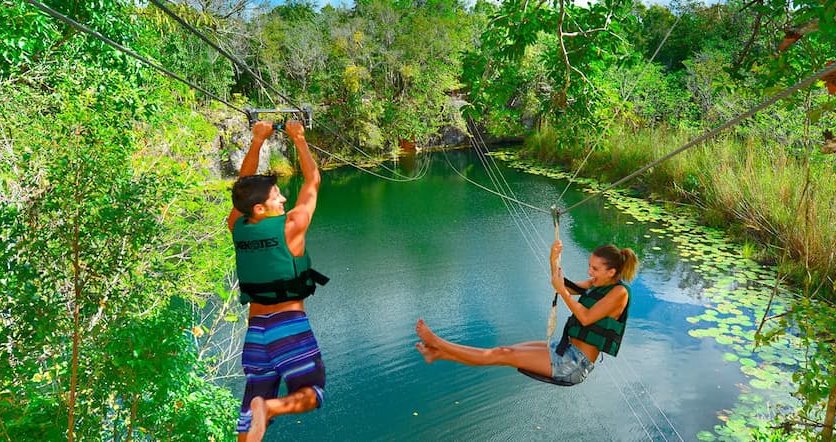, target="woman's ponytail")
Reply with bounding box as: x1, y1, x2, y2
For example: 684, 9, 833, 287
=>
592, 245, 640, 282
619, 248, 638, 282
